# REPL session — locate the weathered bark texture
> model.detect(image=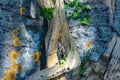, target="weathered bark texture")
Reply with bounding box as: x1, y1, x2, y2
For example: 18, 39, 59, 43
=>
28, 0, 80, 80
